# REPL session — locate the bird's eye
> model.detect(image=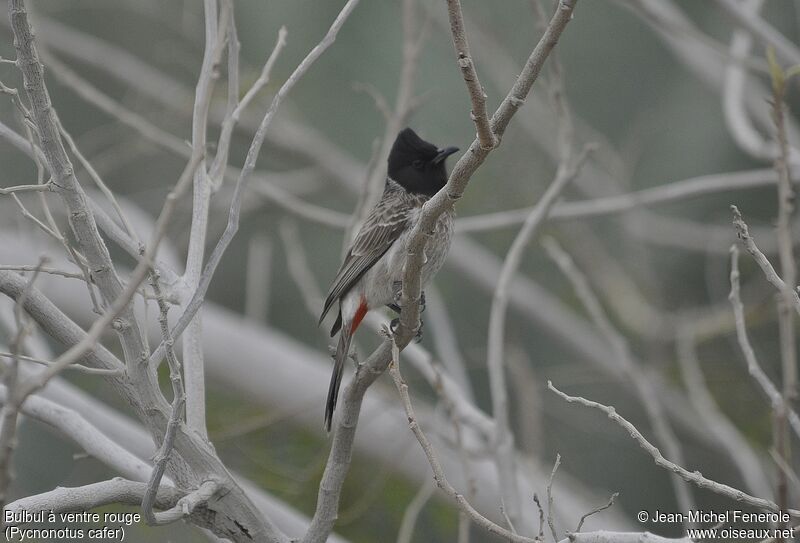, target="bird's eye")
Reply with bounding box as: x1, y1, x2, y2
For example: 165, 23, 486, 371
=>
412, 159, 424, 170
